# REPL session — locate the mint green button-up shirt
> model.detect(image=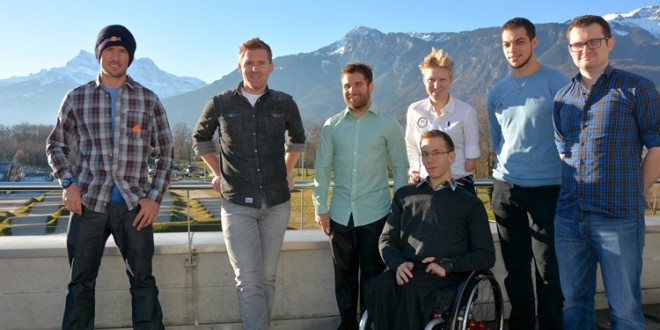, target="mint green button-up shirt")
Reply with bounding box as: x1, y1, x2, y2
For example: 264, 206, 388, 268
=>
312, 104, 409, 226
